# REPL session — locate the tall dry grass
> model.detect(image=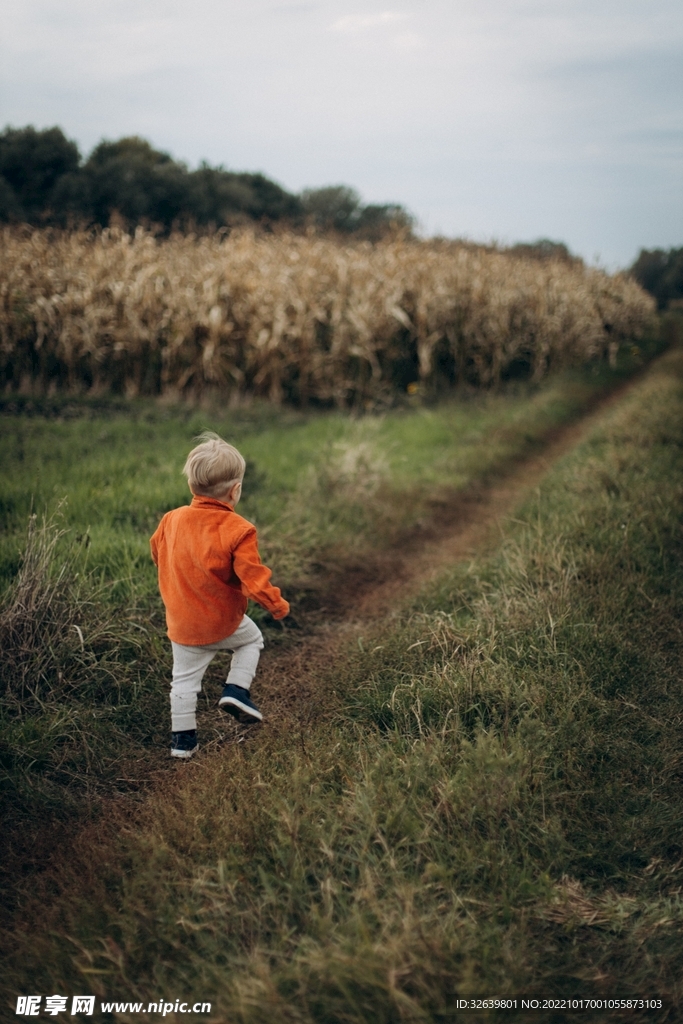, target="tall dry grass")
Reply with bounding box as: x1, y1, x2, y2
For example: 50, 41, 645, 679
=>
0, 227, 654, 405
